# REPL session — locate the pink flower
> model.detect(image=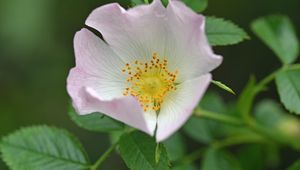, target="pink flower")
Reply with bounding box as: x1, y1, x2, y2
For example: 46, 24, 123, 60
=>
67, 0, 222, 142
